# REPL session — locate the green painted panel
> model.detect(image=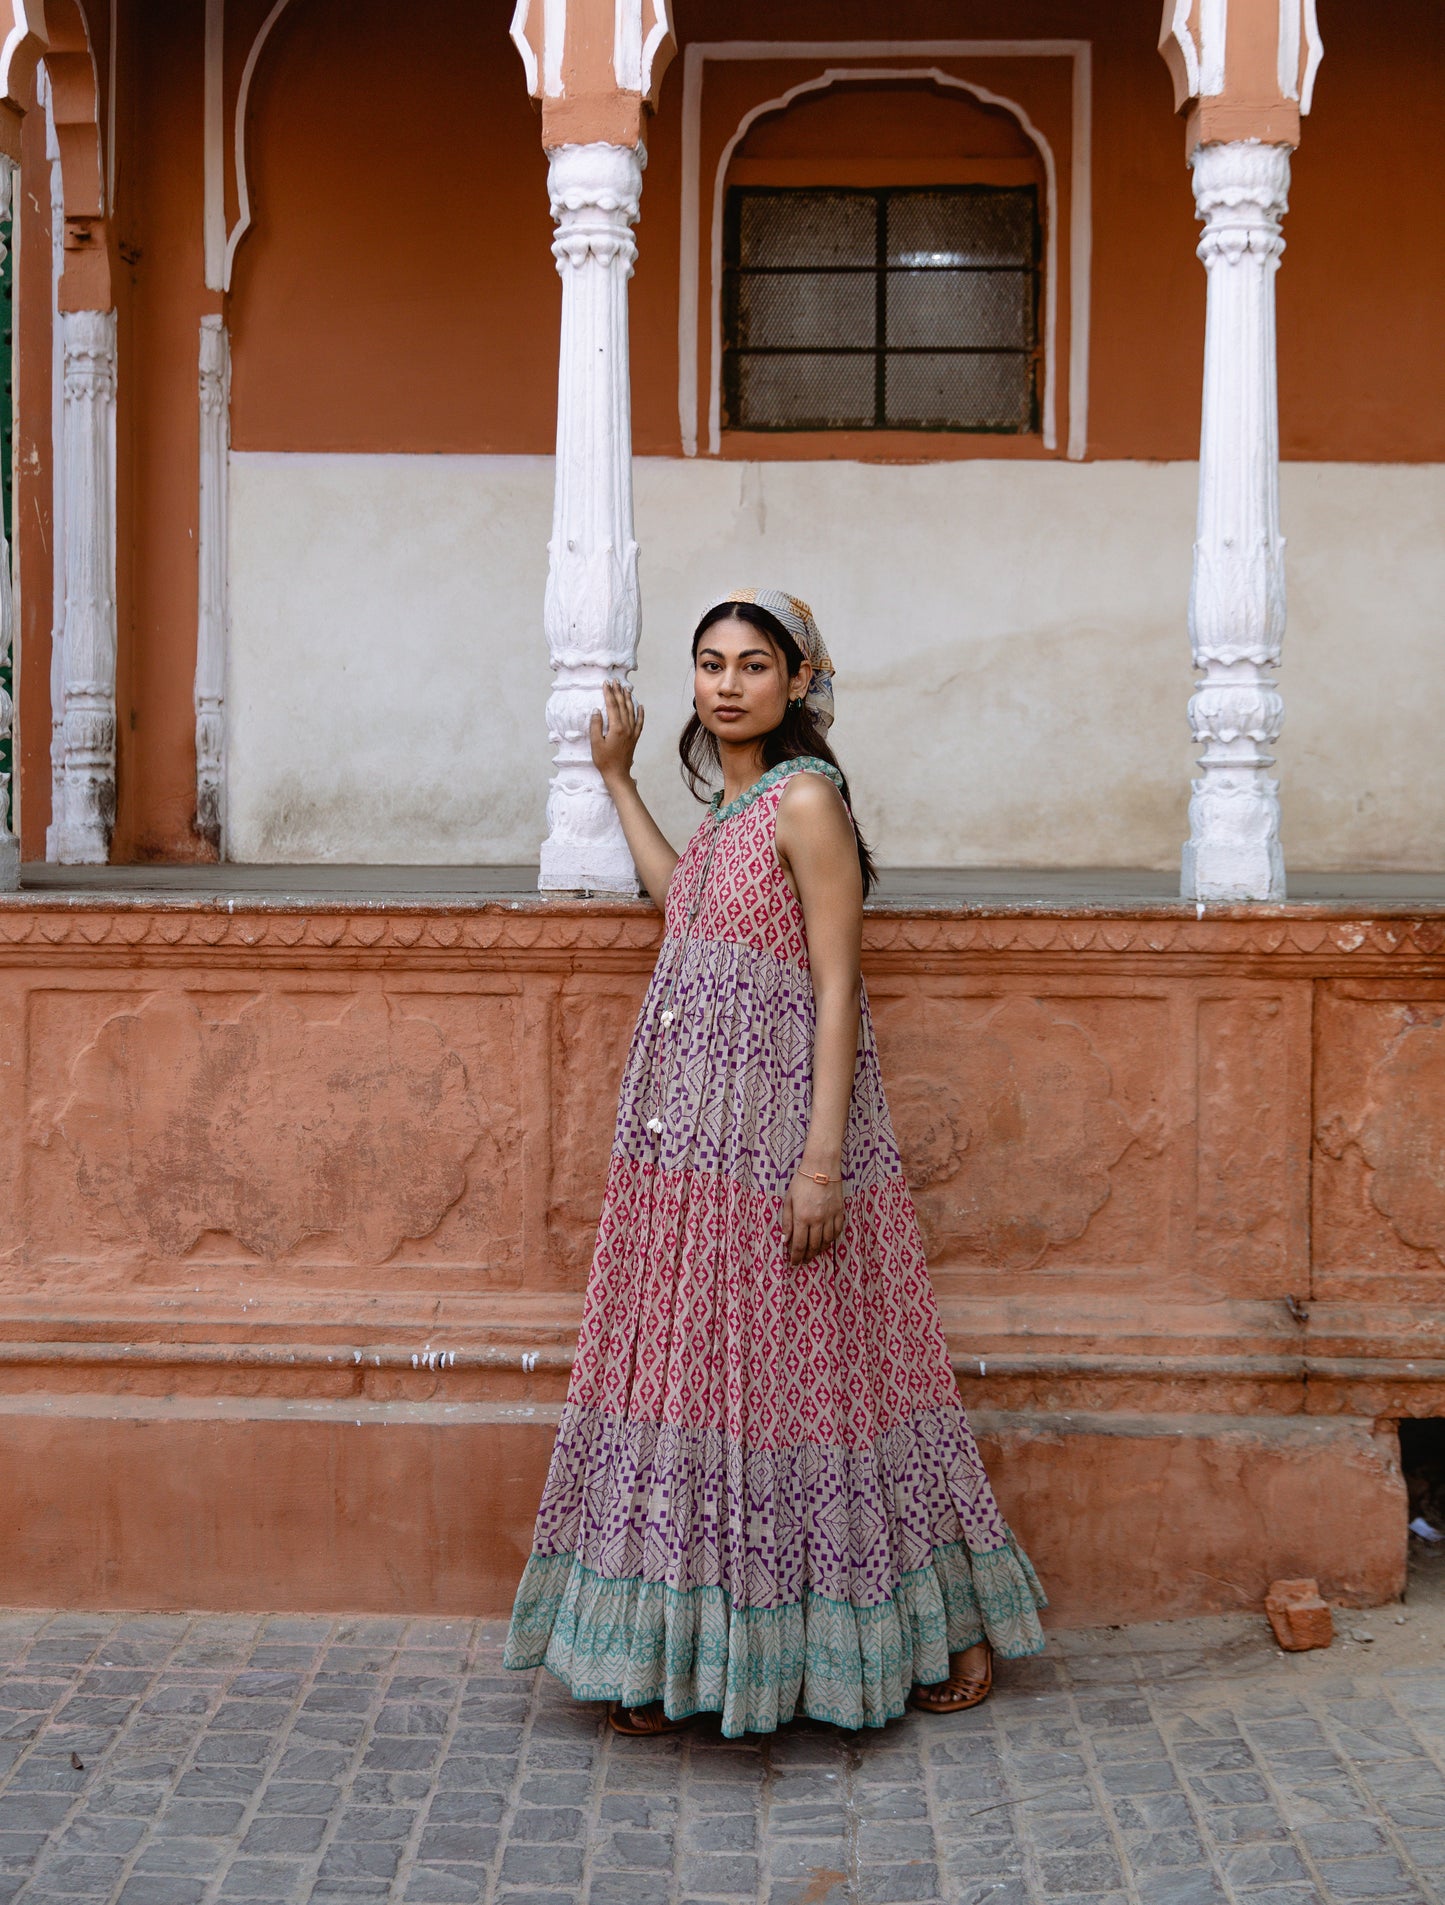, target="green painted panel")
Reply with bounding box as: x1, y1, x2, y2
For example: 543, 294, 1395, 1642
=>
0, 210, 12, 795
